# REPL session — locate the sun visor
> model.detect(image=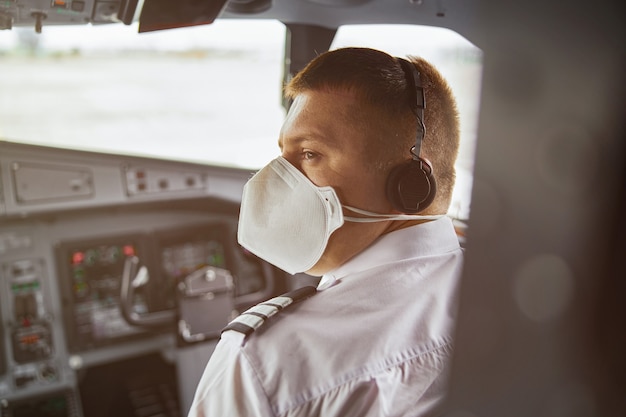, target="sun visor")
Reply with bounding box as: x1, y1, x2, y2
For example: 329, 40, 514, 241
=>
138, 0, 229, 33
